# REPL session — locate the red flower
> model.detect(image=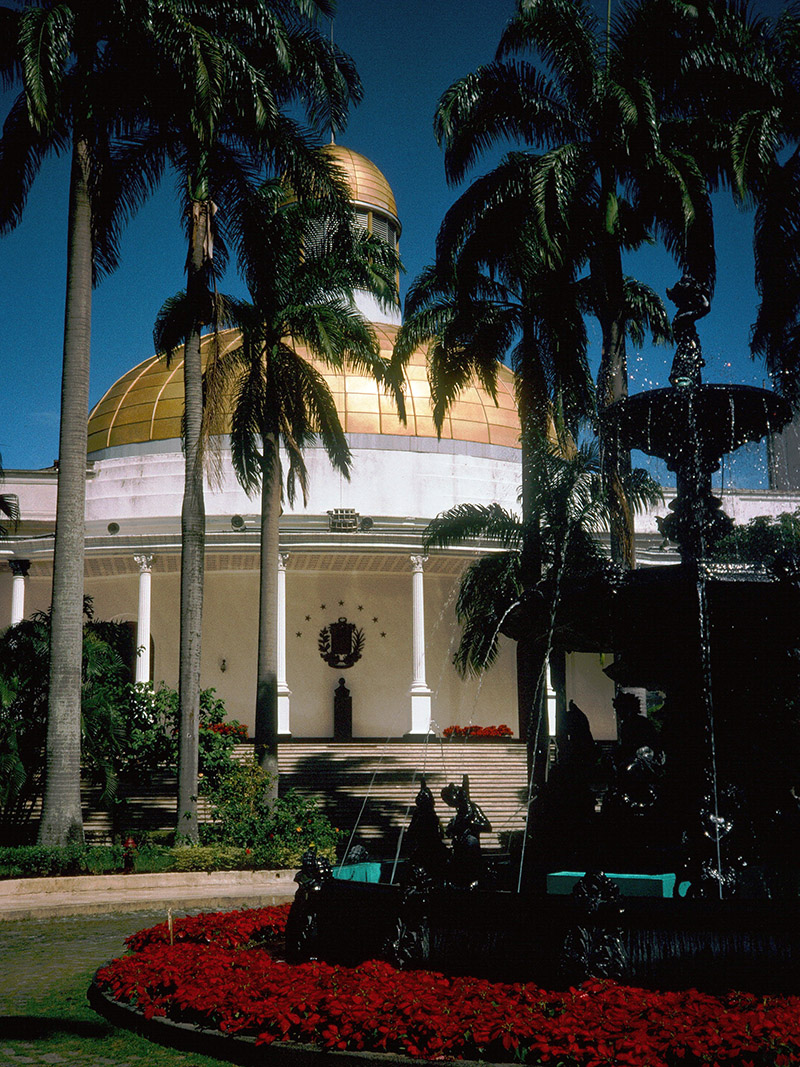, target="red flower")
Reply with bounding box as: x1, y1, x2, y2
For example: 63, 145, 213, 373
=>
95, 906, 800, 1064
442, 724, 513, 739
